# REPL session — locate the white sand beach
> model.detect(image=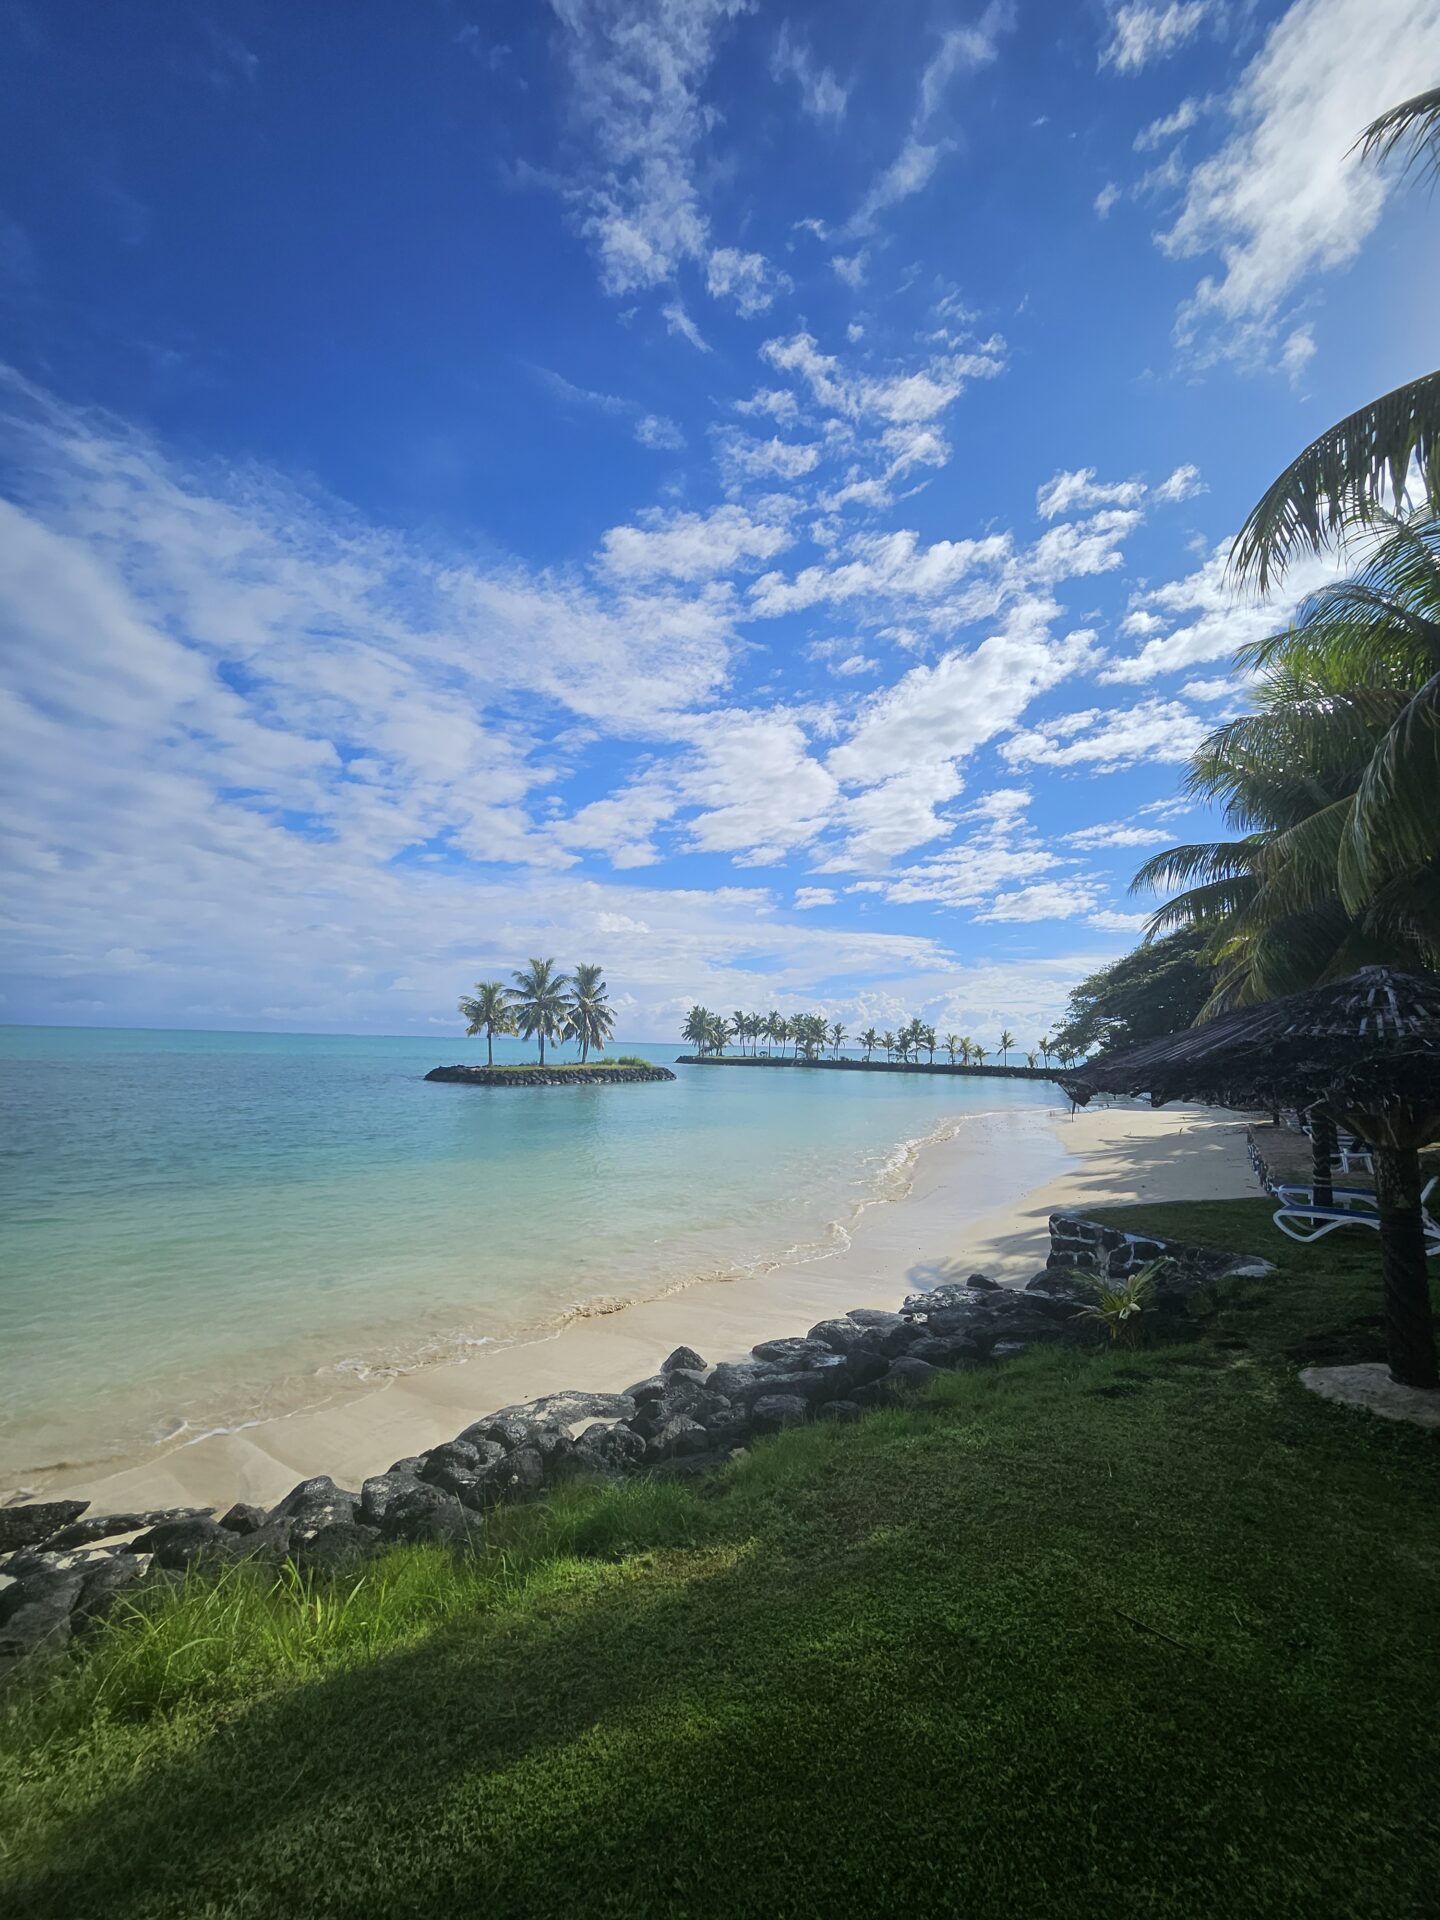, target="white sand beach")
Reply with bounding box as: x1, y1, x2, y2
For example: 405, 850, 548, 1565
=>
36, 1103, 1255, 1516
